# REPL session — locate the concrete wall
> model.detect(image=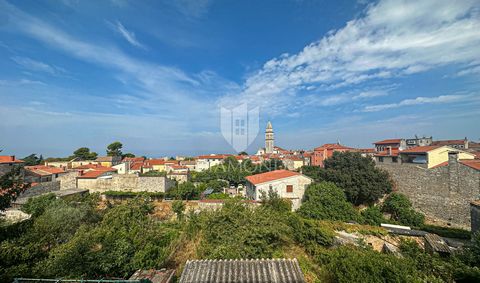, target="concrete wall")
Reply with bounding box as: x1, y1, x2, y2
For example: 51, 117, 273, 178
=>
77, 174, 174, 193
378, 160, 480, 228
